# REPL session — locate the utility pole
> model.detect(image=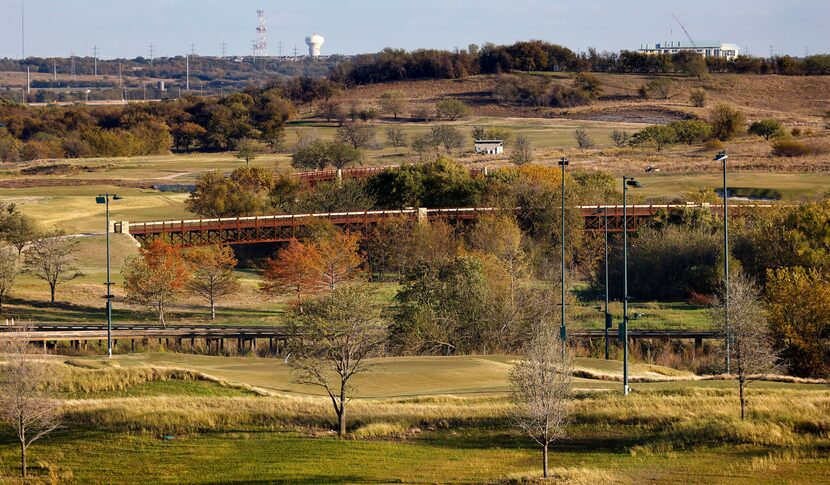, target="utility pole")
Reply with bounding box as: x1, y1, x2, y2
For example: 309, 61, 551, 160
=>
53, 58, 57, 81
769, 44, 774, 59
185, 54, 190, 90
70, 52, 76, 80
293, 45, 298, 59
25, 65, 30, 94
92, 45, 99, 77
604, 207, 611, 360
621, 176, 641, 396
558, 157, 569, 358
714, 151, 730, 373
